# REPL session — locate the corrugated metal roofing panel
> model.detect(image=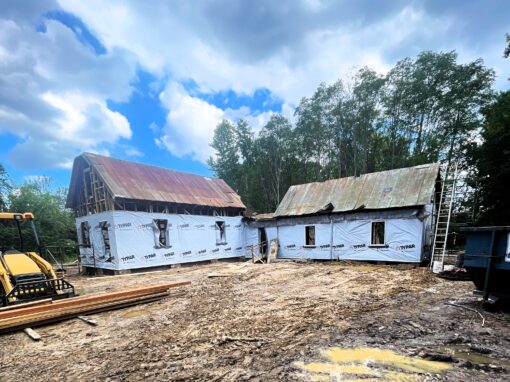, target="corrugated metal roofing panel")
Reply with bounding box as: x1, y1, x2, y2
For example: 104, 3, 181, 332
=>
273, 163, 440, 217
67, 153, 245, 209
